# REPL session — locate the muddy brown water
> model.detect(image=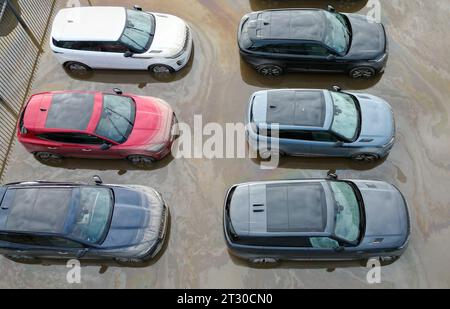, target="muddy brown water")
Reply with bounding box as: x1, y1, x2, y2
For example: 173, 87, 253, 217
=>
0, 0, 449, 288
